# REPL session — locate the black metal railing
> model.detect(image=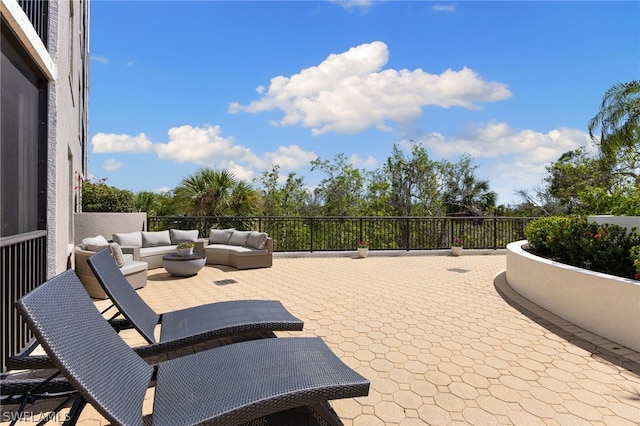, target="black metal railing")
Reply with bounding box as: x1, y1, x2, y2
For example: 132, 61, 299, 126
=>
1, 231, 47, 372
148, 216, 534, 252
18, 0, 49, 47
